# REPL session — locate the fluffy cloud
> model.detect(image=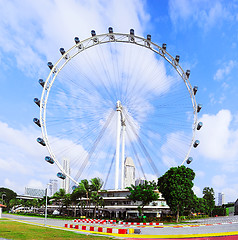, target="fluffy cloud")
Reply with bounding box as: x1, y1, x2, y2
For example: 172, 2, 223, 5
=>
197, 109, 238, 161
0, 0, 149, 77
